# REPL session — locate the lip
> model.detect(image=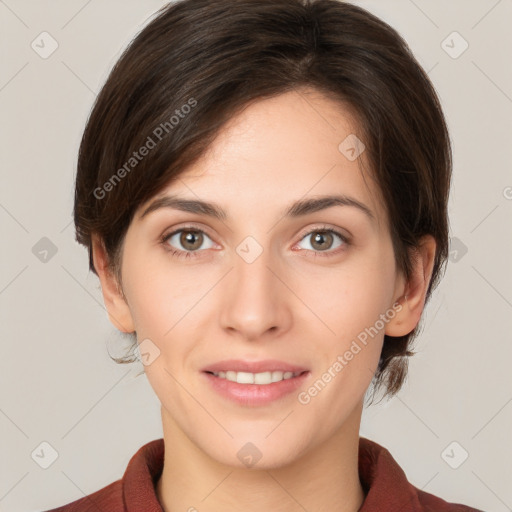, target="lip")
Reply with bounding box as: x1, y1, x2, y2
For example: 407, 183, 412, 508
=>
202, 370, 310, 406
201, 359, 309, 374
